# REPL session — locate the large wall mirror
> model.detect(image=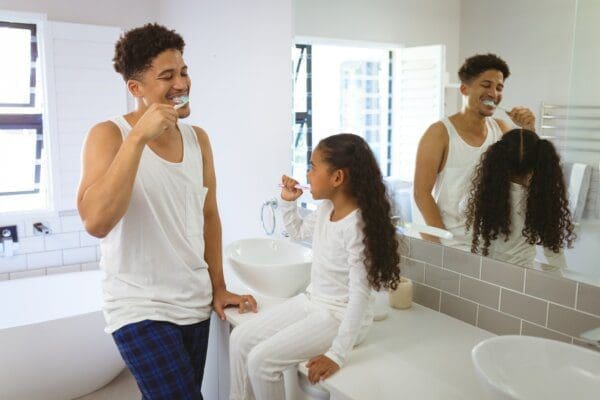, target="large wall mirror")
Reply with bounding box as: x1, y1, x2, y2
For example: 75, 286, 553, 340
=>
292, 0, 599, 287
